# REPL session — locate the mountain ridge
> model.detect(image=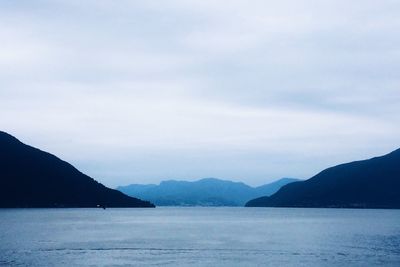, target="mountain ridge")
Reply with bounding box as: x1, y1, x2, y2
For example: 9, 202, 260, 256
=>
117, 177, 299, 206
246, 148, 400, 208
0, 131, 155, 208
